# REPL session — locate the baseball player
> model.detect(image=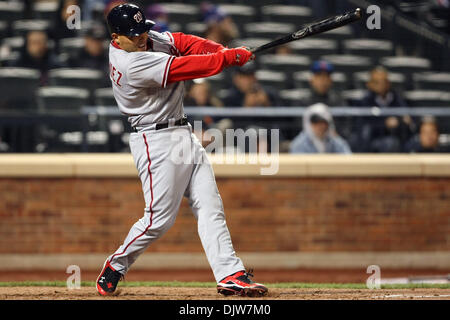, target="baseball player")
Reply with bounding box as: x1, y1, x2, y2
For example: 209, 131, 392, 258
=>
96, 3, 268, 297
